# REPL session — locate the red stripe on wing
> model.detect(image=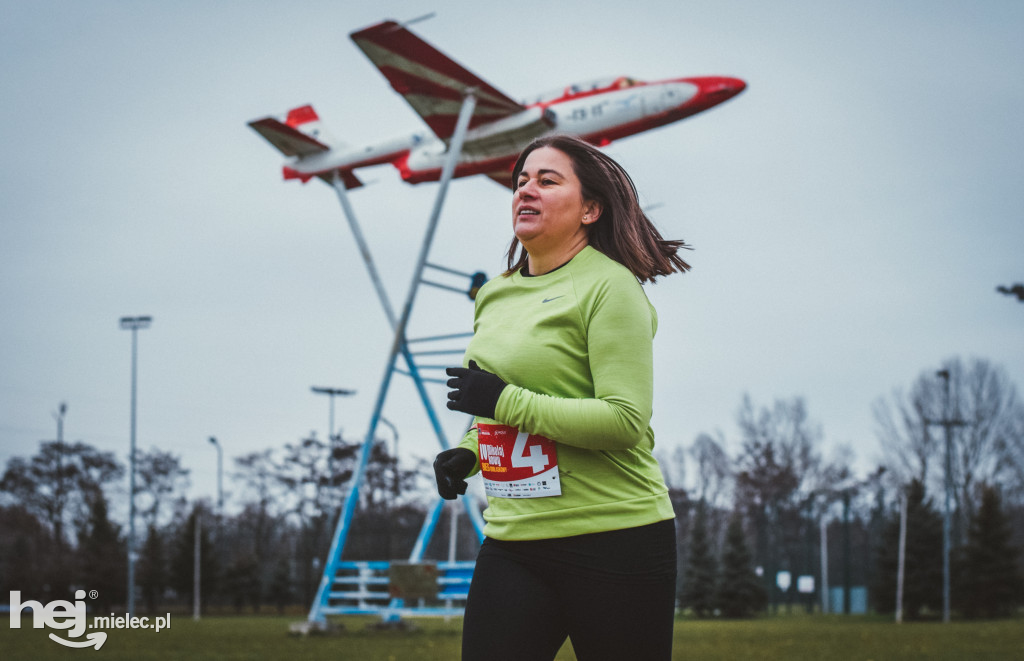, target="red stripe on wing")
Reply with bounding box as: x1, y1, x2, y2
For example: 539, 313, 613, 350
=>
351, 20, 522, 139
